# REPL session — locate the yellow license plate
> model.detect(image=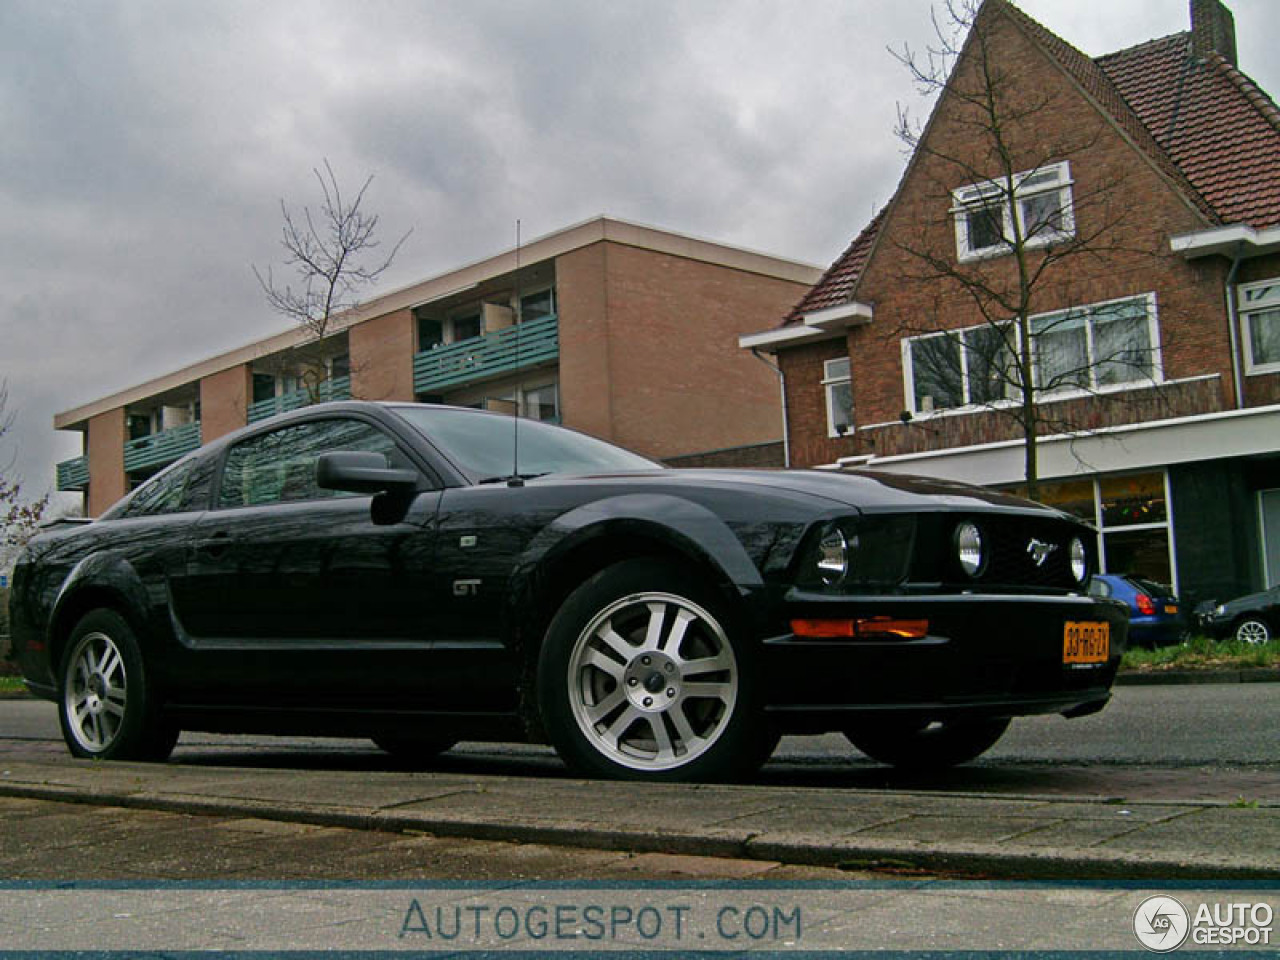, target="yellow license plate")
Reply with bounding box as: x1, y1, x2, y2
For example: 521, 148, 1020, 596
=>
1063, 621, 1110, 664
1165, 604, 1179, 615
